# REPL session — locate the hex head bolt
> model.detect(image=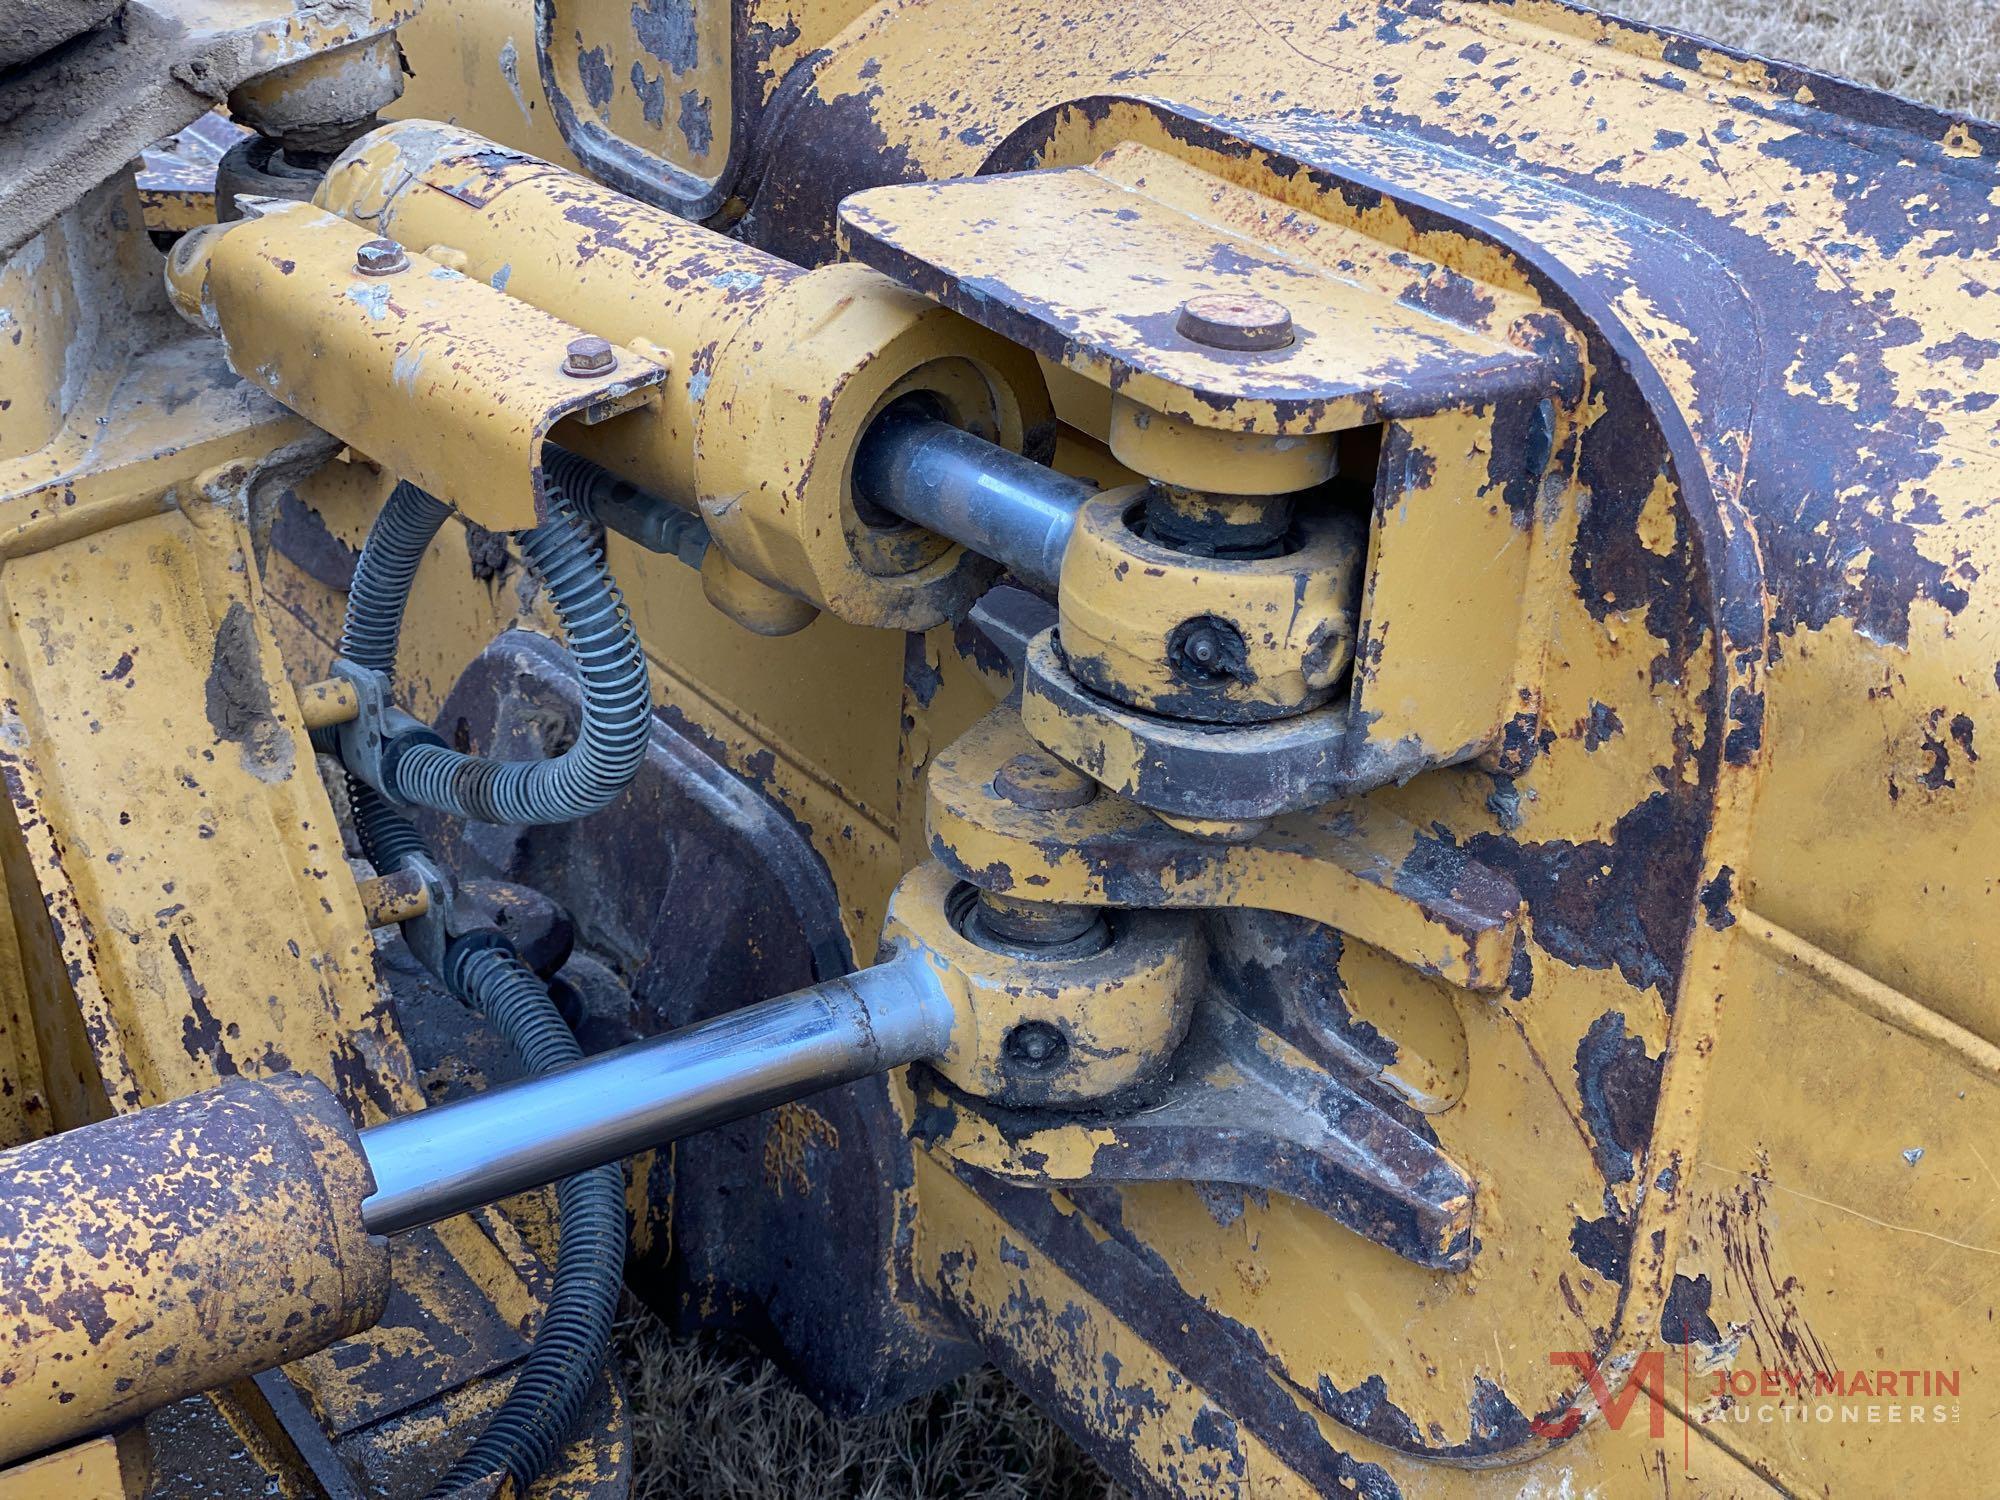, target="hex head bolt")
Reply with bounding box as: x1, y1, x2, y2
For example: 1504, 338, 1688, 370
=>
562, 335, 618, 378
354, 237, 408, 276
1002, 1020, 1069, 1073
1167, 615, 1249, 685
1179, 622, 1226, 673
